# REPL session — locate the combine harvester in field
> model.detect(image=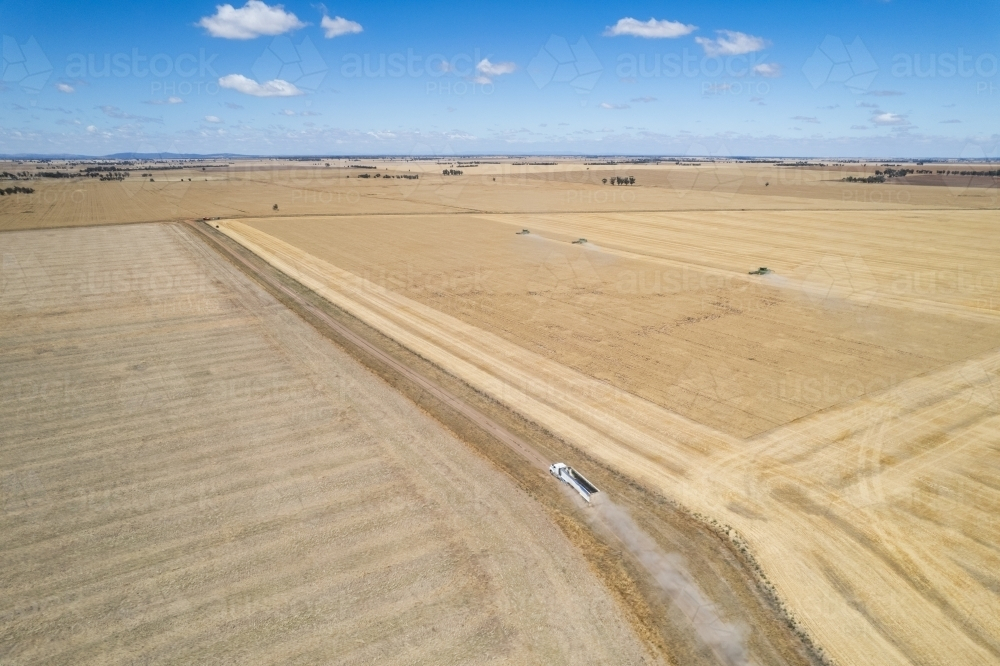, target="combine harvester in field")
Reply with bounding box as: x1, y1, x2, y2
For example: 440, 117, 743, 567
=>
516, 229, 530, 235
549, 463, 600, 503
572, 238, 588, 245
748, 267, 771, 275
